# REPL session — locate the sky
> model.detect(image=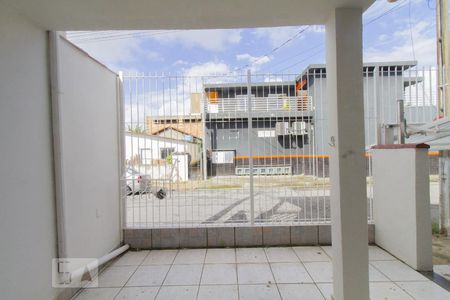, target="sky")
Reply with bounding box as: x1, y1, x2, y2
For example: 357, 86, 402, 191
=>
66, 0, 438, 76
